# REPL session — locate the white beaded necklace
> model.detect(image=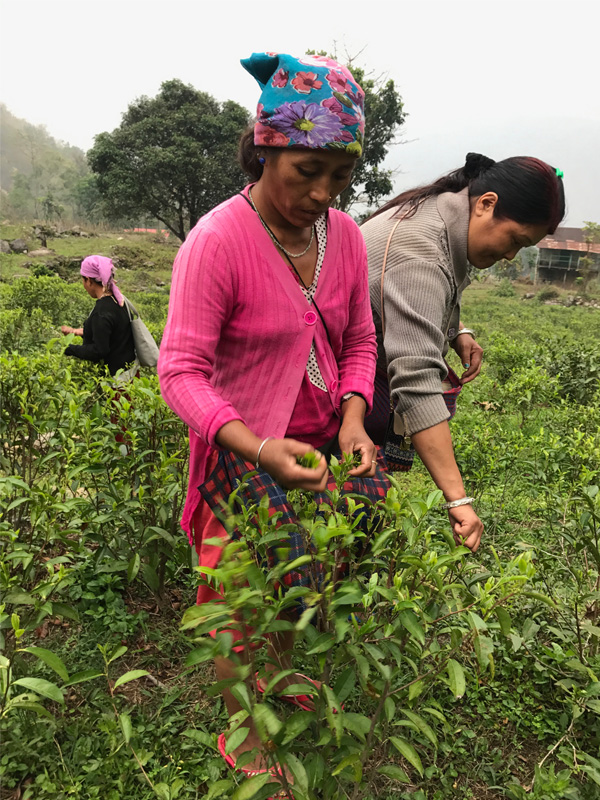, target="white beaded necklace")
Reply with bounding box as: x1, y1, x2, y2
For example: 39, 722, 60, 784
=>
248, 188, 314, 259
